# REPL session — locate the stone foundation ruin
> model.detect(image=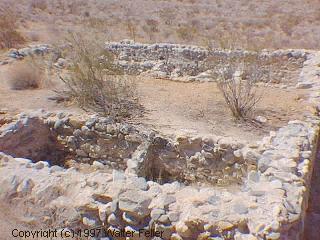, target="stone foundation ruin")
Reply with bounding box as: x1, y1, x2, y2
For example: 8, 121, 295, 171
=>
105, 40, 309, 88
0, 113, 247, 186
0, 41, 320, 240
